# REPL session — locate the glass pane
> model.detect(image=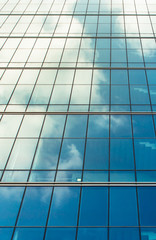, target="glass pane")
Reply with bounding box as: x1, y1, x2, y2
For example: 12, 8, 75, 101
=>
13, 228, 44, 240
32, 139, 61, 170
84, 139, 109, 170
77, 228, 107, 240
110, 187, 138, 226
48, 187, 80, 226
88, 115, 109, 138
17, 187, 52, 226
64, 115, 87, 138
0, 228, 13, 240
110, 139, 134, 170
0, 187, 24, 226
138, 187, 156, 226
132, 115, 155, 138
79, 187, 108, 226
109, 228, 140, 240
58, 139, 85, 169
111, 115, 132, 138
45, 228, 76, 240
